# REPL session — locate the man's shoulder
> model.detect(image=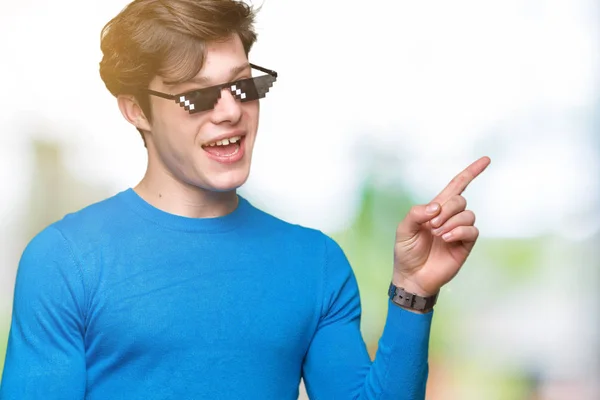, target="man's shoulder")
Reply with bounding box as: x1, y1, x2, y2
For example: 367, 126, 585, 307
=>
26, 190, 128, 253
246, 199, 337, 253
54, 190, 127, 233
